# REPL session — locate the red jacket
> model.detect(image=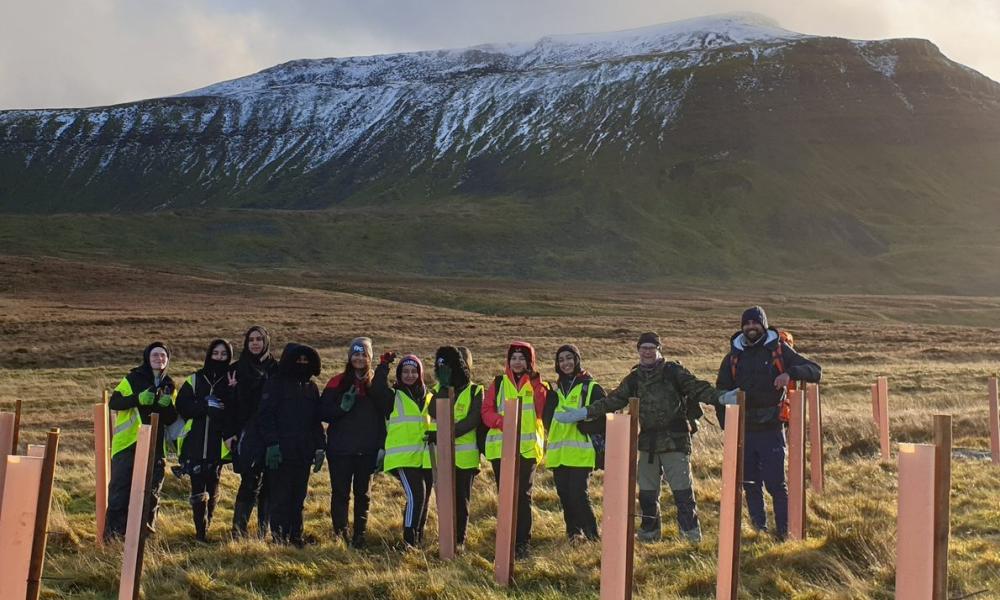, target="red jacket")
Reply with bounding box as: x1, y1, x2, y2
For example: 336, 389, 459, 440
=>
481, 341, 548, 430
